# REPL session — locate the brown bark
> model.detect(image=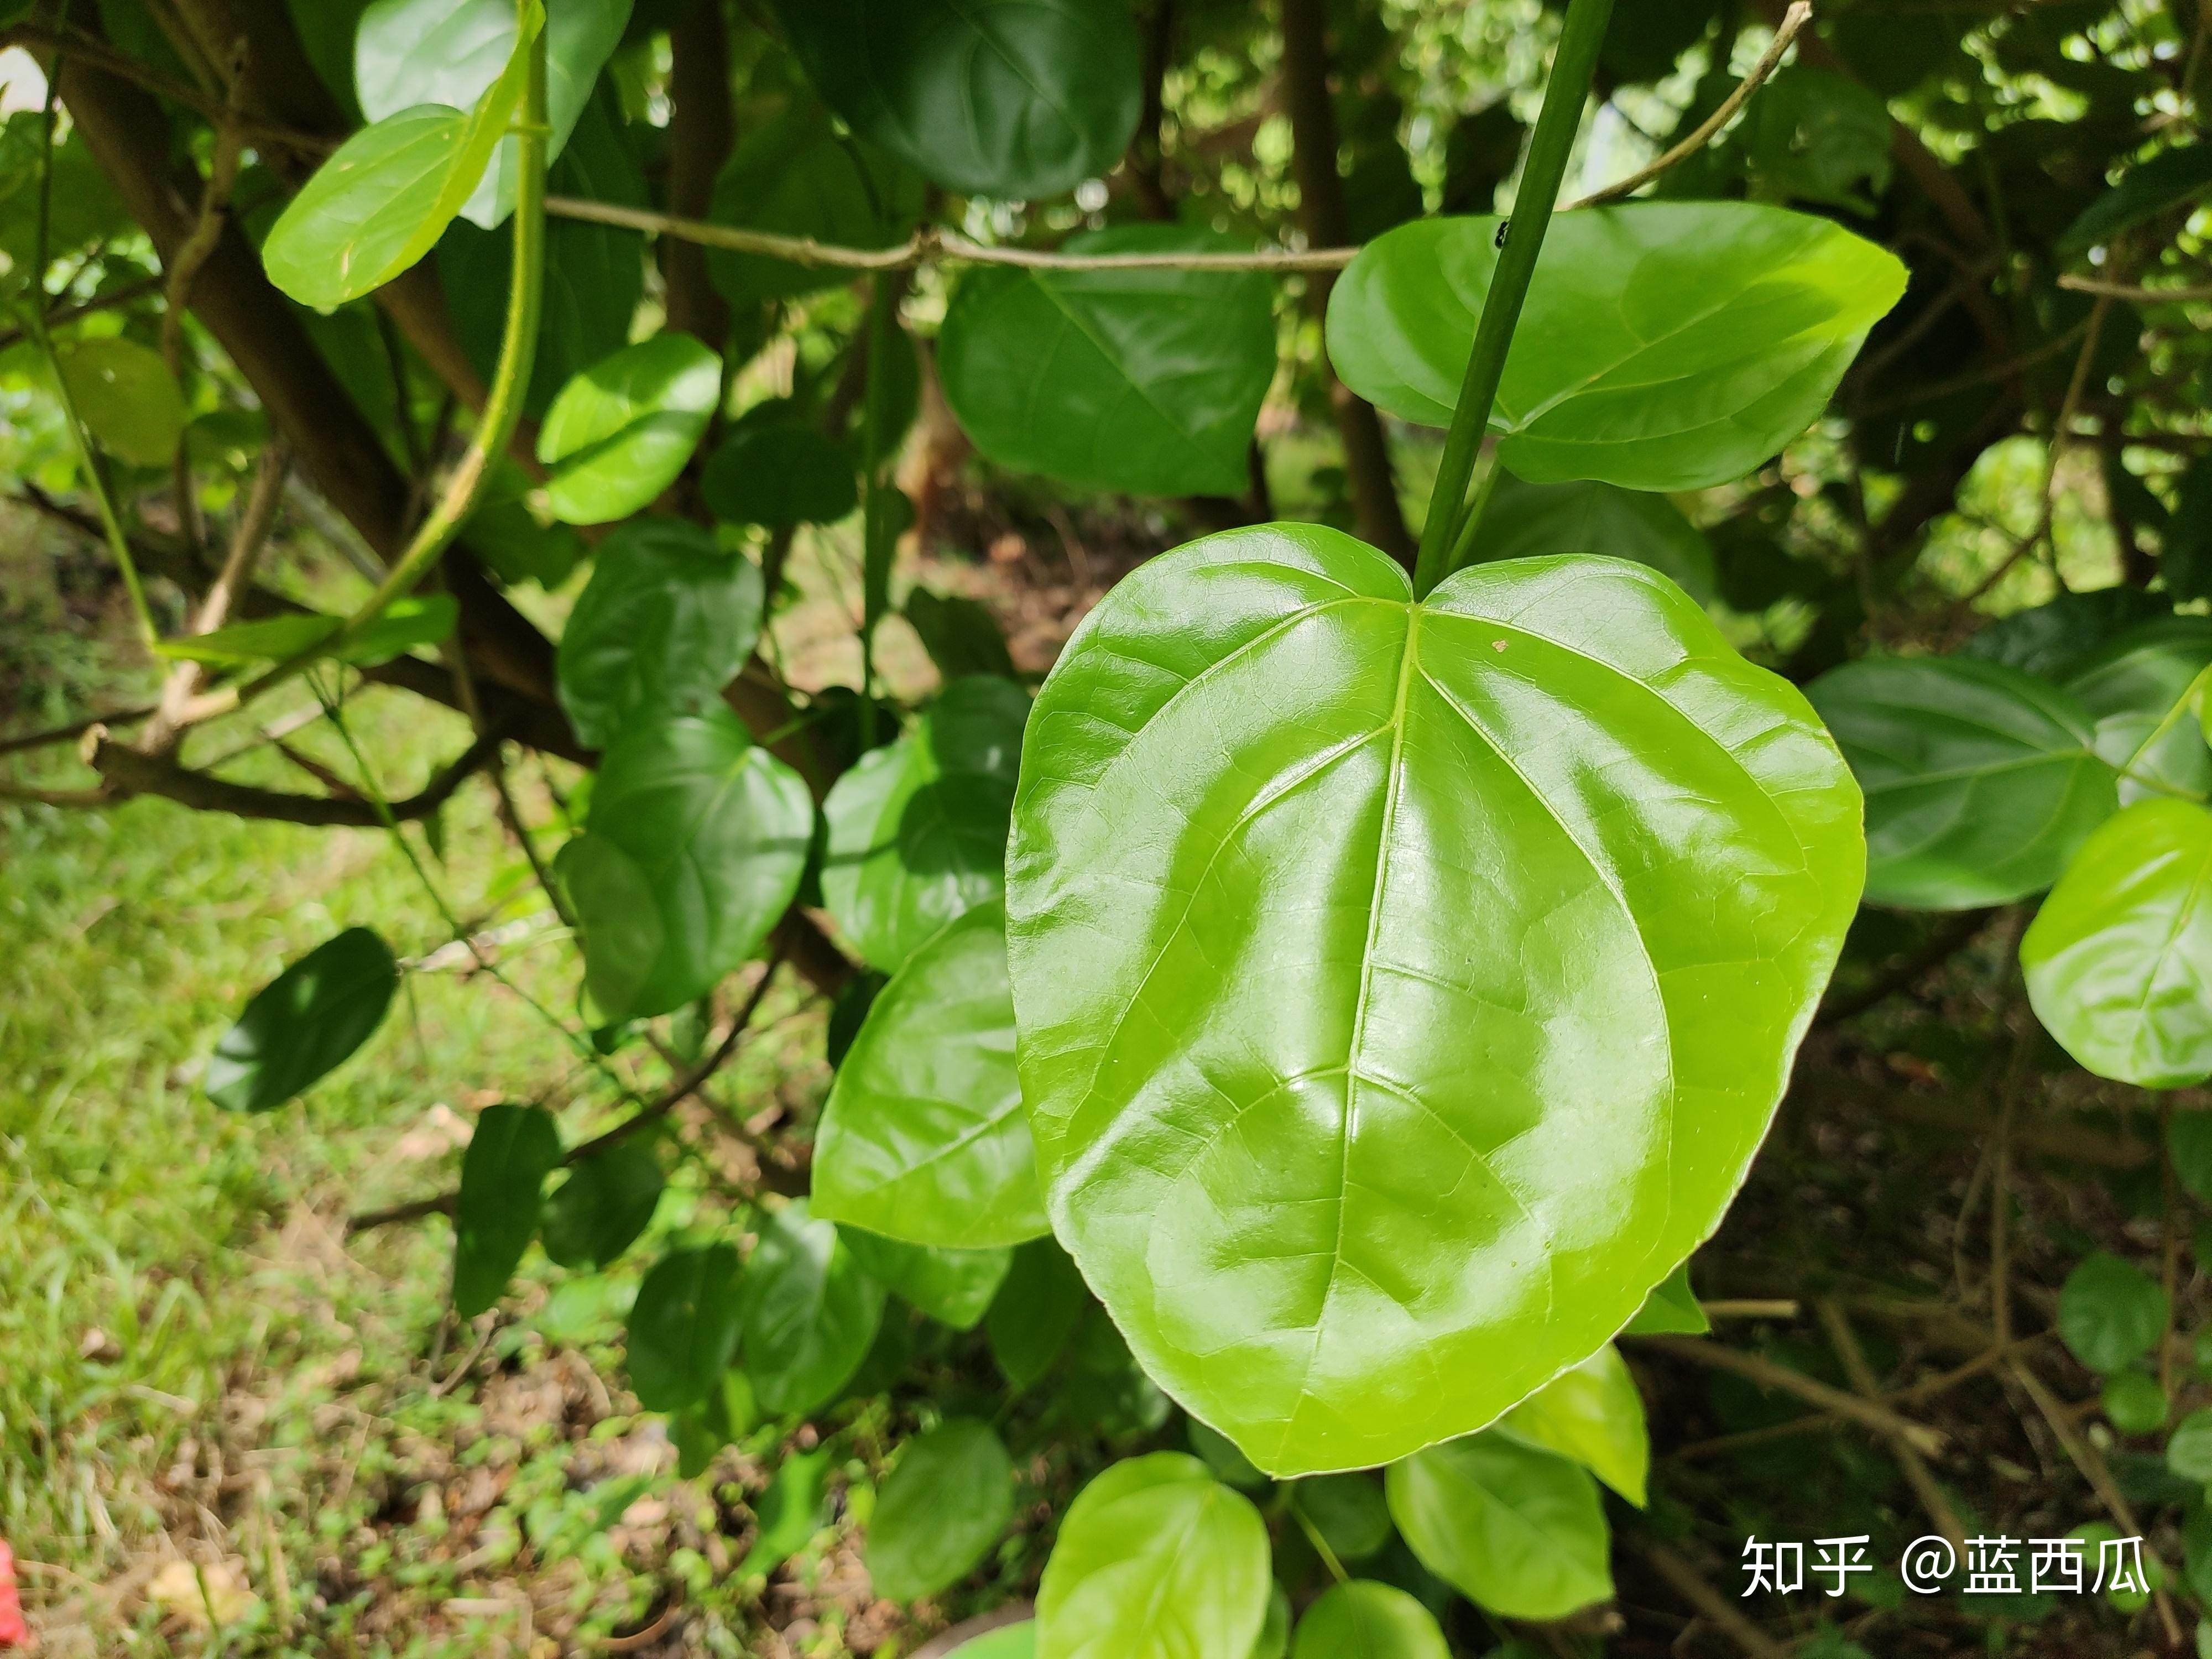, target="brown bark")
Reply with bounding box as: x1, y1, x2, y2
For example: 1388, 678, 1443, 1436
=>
1279, 0, 1414, 563
665, 0, 735, 349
